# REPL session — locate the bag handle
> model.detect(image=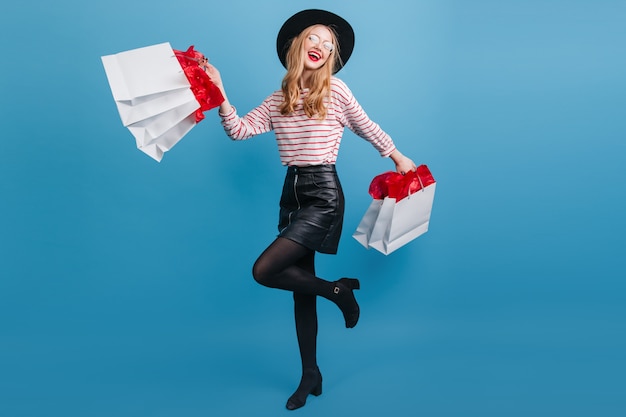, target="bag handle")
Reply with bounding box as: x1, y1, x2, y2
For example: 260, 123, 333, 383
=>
407, 172, 425, 199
